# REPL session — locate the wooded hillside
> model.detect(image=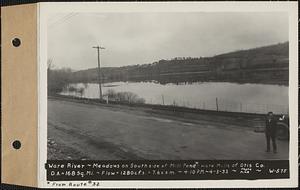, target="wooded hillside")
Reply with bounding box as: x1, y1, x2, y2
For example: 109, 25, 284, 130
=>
70, 42, 289, 85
